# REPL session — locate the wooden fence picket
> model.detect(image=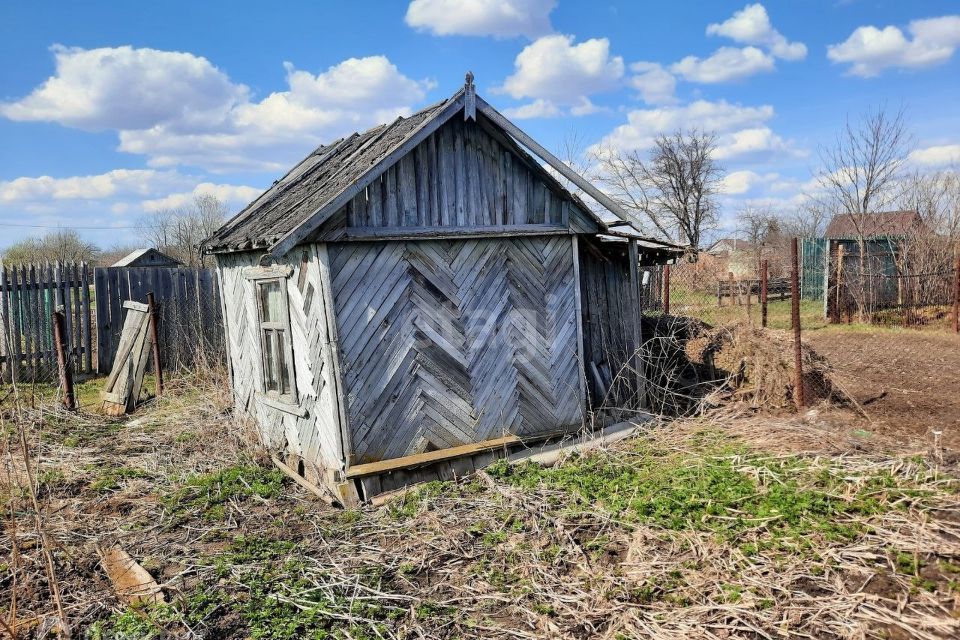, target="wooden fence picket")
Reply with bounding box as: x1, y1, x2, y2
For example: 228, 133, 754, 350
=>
0, 261, 94, 383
